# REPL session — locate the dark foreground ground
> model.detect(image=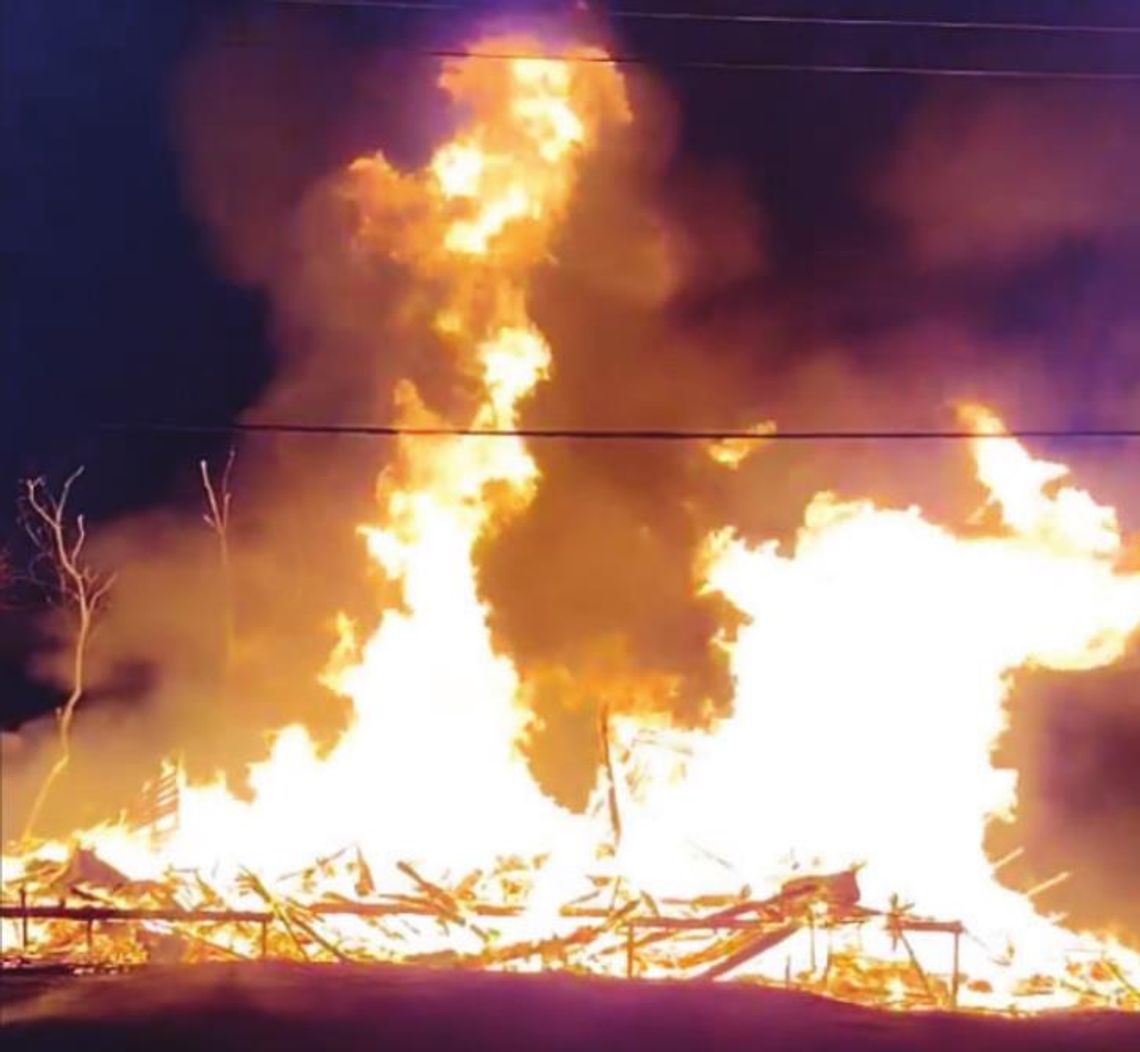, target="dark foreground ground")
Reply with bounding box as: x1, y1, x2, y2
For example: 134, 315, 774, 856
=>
2, 964, 1138, 1051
